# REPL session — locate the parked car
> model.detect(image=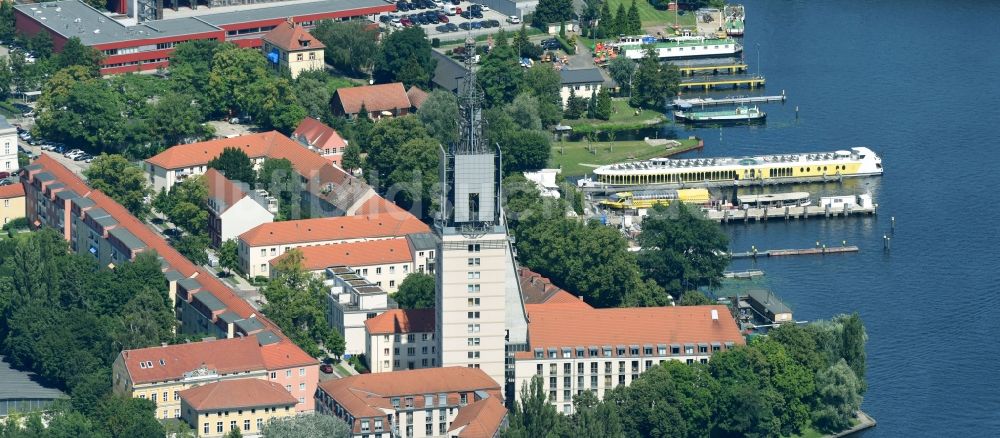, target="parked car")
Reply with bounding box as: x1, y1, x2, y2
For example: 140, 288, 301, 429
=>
397, 2, 410, 11
400, 17, 413, 26
437, 13, 449, 22
320, 364, 334, 374
486, 19, 500, 27
0, 172, 10, 179
471, 20, 482, 29
379, 14, 392, 23
445, 22, 459, 32
73, 153, 92, 162
507, 15, 521, 24
459, 22, 471, 30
